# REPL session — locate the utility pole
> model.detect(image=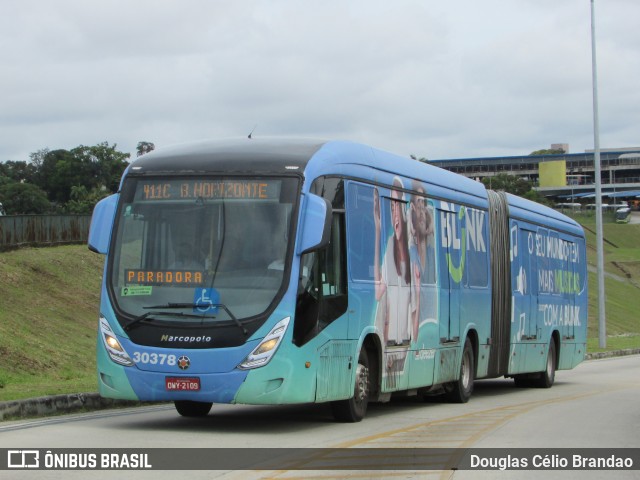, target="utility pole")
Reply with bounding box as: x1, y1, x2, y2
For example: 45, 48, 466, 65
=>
590, 0, 606, 348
